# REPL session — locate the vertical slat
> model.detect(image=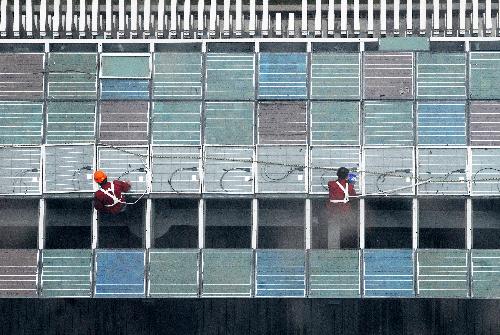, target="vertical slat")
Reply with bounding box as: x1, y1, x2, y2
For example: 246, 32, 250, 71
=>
446, 0, 452, 33
184, 0, 192, 34
0, 0, 7, 36
131, 0, 138, 34
249, 0, 255, 34
66, 0, 73, 35
315, 0, 321, 35
223, 0, 229, 34
460, 0, 466, 34
486, 0, 492, 34
328, 0, 334, 35
13, 0, 20, 36
433, 0, 439, 34
26, 0, 33, 36
368, 0, 373, 34
106, 0, 112, 35
472, 0, 478, 33
235, 0, 241, 34
209, 0, 216, 35
197, 0, 203, 33
144, 0, 150, 35
39, 0, 47, 37
341, 0, 347, 34
419, 0, 426, 34
275, 12, 281, 35
314, 0, 322, 36
54, 0, 61, 35
79, 0, 86, 35
158, 0, 165, 35
380, 0, 386, 34
301, 0, 307, 35
288, 12, 294, 35
262, 0, 269, 35
354, 0, 360, 33
406, 0, 412, 33
170, 0, 177, 34
394, 0, 399, 34
91, 0, 98, 34
119, 0, 125, 34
